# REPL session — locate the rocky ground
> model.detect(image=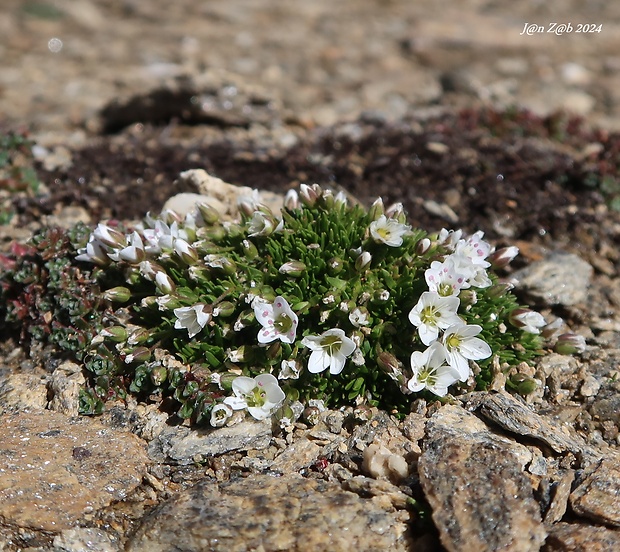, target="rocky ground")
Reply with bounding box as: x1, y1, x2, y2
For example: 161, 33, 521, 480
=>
2, 1, 620, 551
